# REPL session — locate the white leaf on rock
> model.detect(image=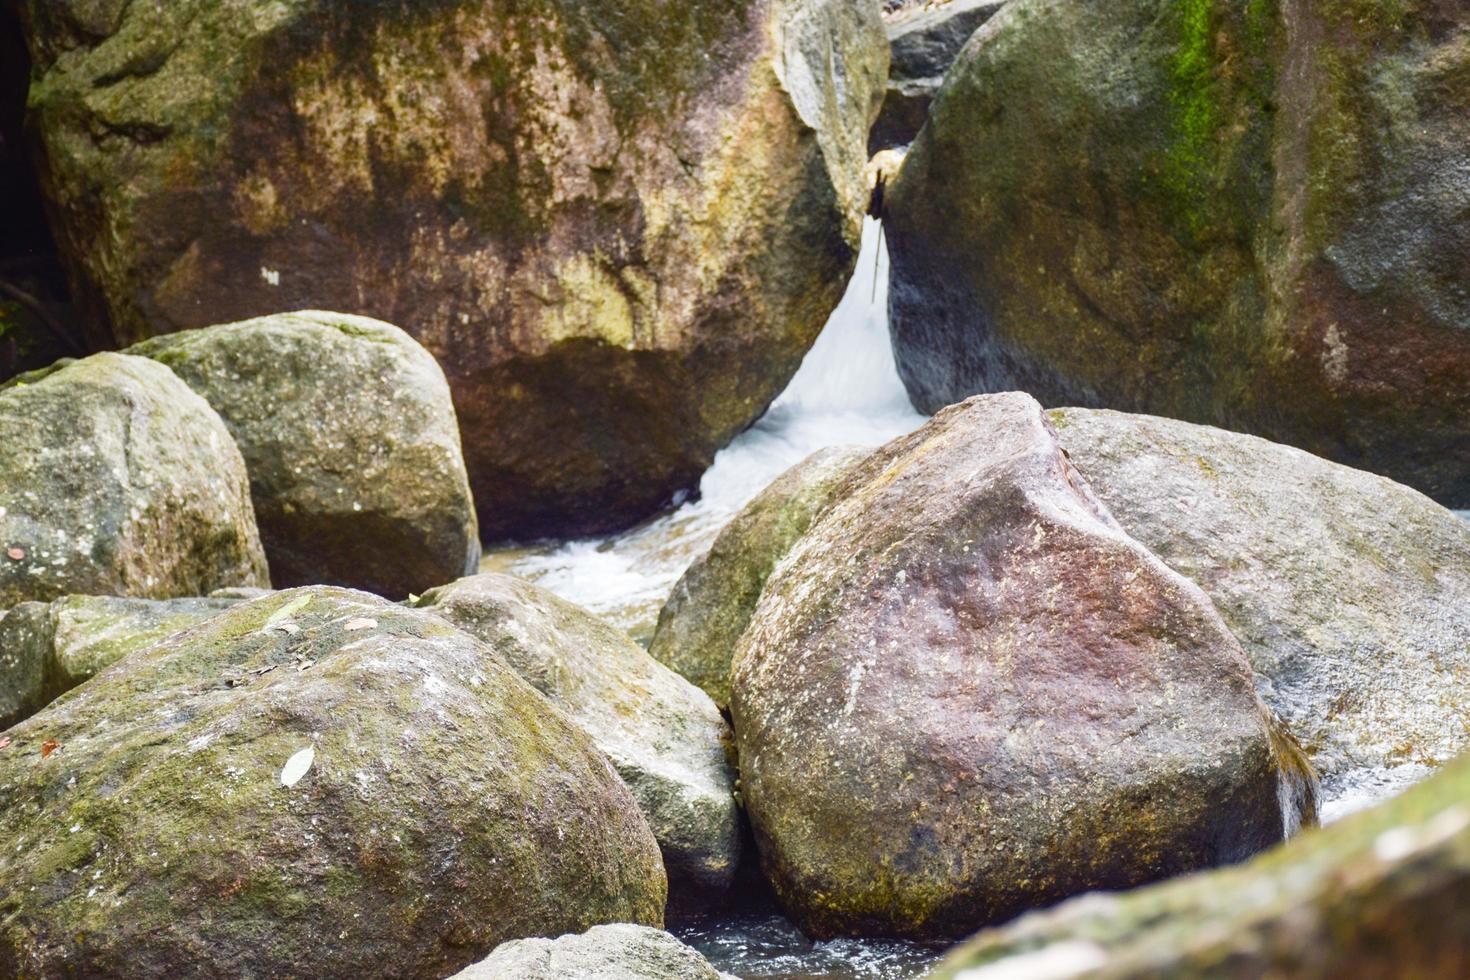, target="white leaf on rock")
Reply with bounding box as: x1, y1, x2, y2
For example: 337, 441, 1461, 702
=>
281, 746, 316, 788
